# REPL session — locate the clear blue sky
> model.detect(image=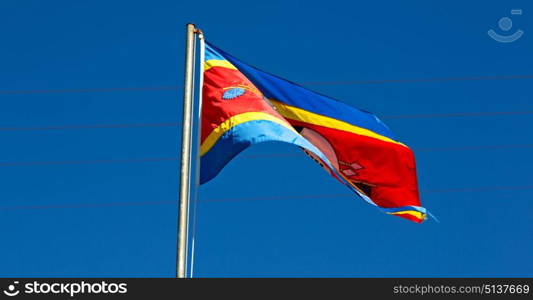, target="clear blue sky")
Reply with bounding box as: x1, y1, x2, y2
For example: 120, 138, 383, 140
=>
0, 0, 532, 277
